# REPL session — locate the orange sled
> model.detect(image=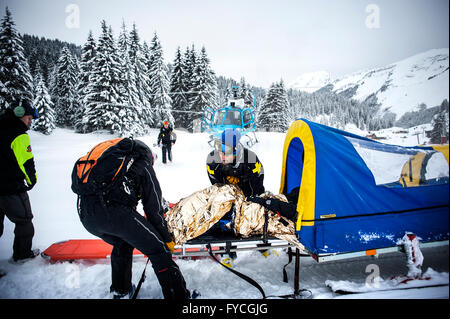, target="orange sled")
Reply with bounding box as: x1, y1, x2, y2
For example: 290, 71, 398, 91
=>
41, 239, 145, 261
